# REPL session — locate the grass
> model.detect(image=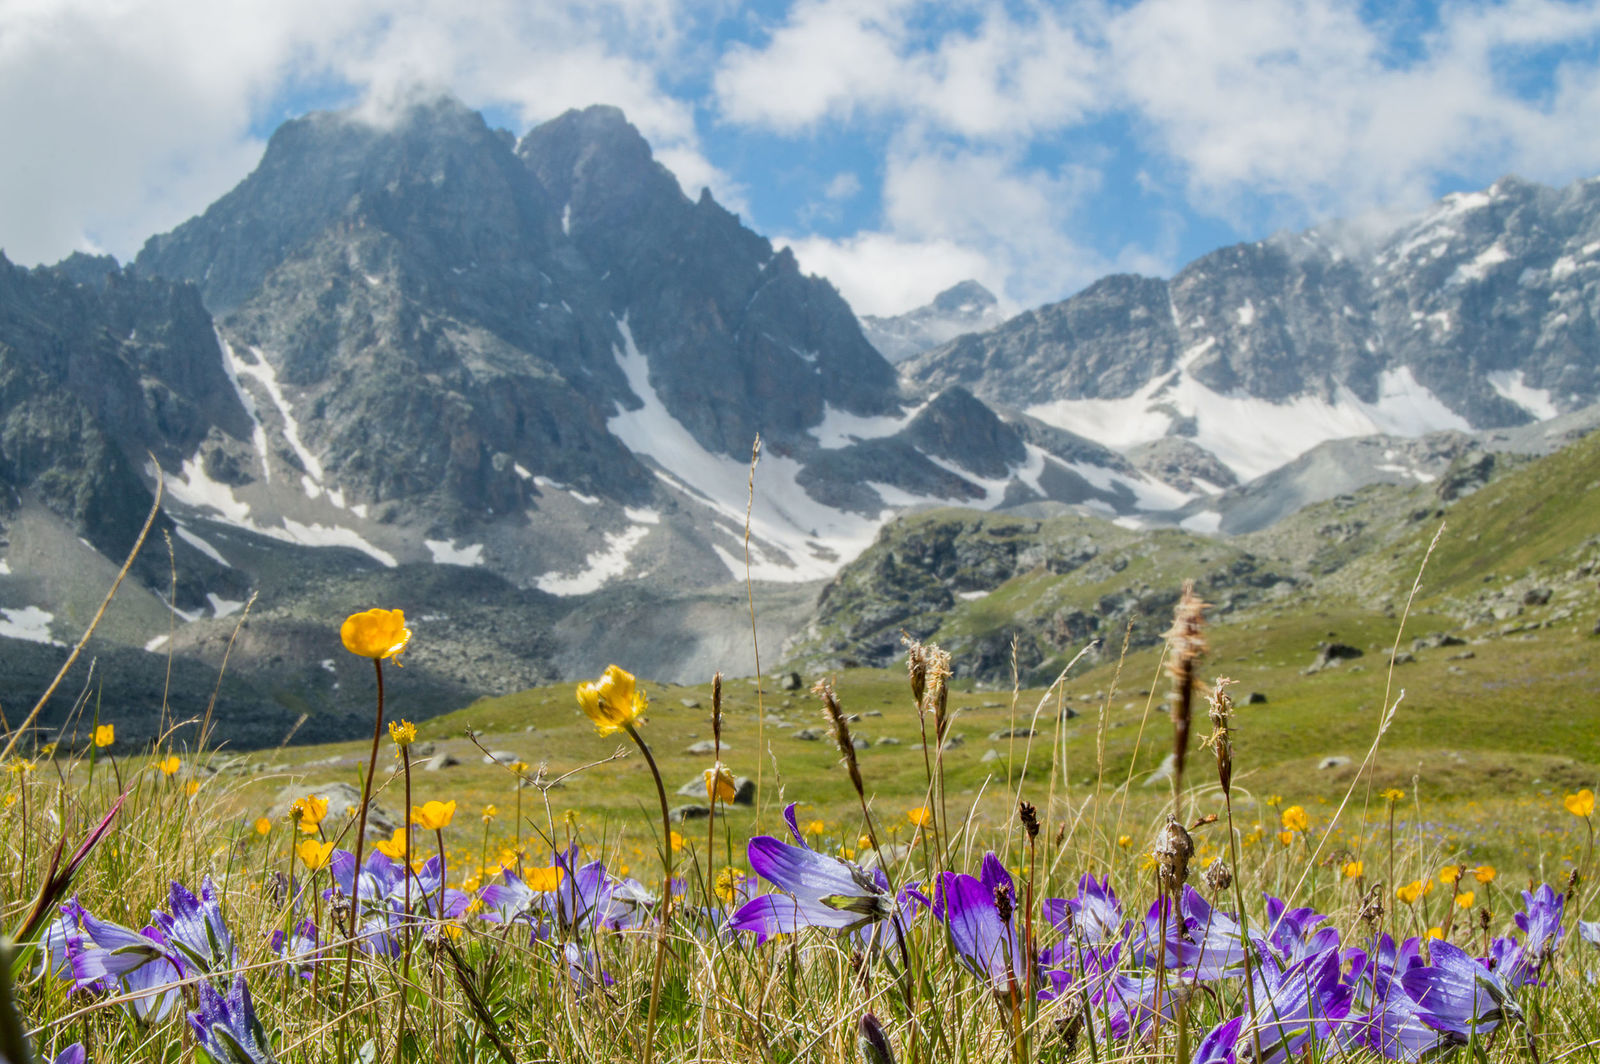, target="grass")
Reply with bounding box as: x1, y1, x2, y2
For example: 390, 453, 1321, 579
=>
3, 432, 1600, 1062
